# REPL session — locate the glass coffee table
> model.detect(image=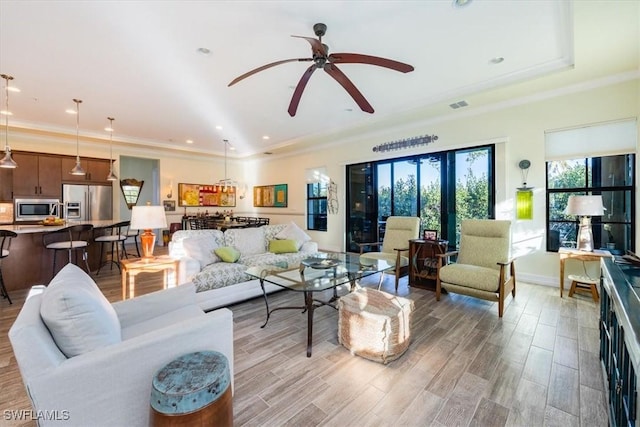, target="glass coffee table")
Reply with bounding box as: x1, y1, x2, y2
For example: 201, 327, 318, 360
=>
246, 252, 393, 357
